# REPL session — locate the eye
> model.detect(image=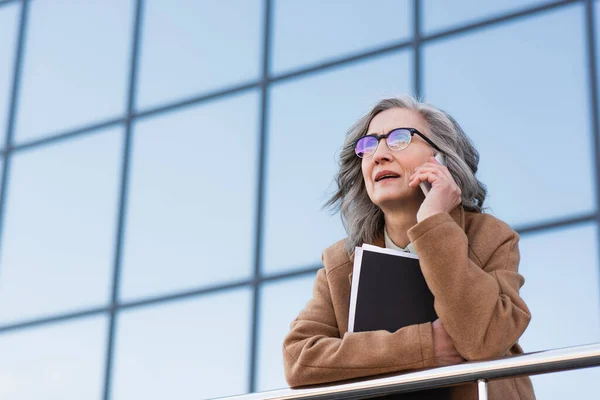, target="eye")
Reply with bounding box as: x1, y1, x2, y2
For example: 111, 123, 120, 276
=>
355, 136, 378, 158
387, 129, 411, 150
